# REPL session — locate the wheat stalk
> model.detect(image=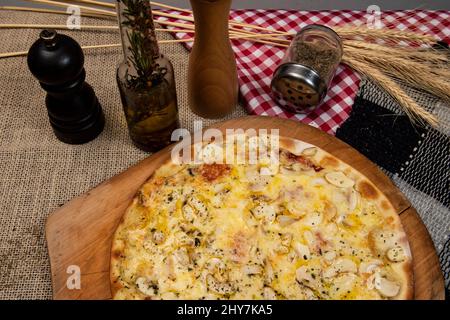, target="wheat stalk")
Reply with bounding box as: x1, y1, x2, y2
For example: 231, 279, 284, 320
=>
335, 25, 436, 44
386, 68, 450, 104
344, 45, 450, 94
346, 50, 450, 106
343, 57, 438, 126
344, 40, 449, 65
344, 43, 450, 75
